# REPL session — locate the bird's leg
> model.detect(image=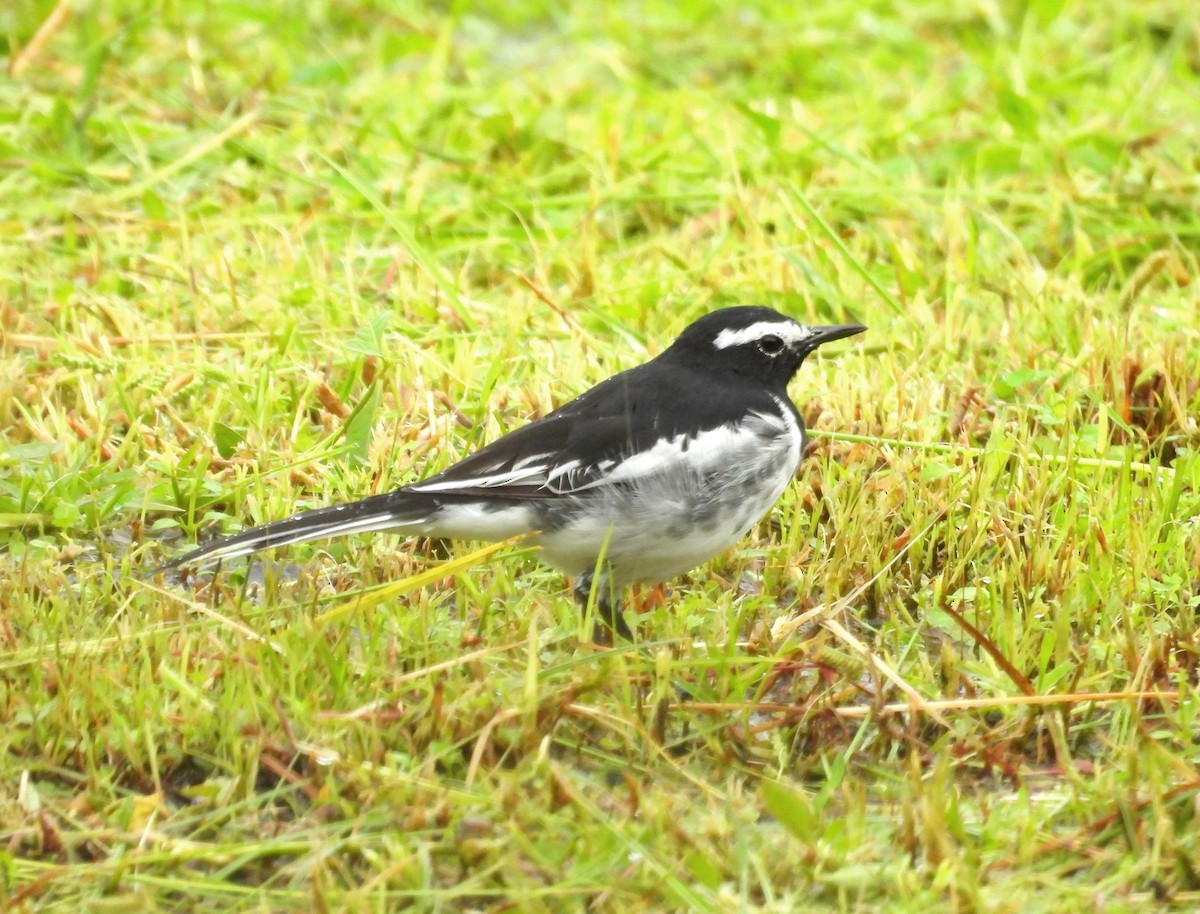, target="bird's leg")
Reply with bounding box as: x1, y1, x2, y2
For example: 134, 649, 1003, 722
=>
574, 570, 632, 641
